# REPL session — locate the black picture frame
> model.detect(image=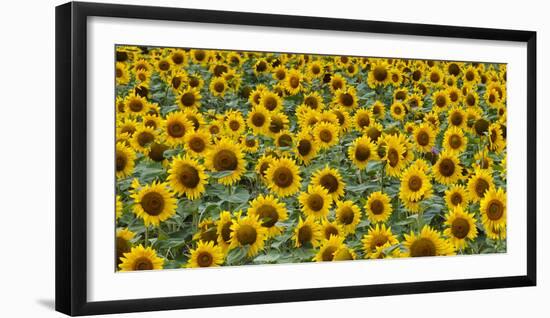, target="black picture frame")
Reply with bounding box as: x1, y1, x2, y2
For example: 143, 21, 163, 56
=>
55, 1, 537, 316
